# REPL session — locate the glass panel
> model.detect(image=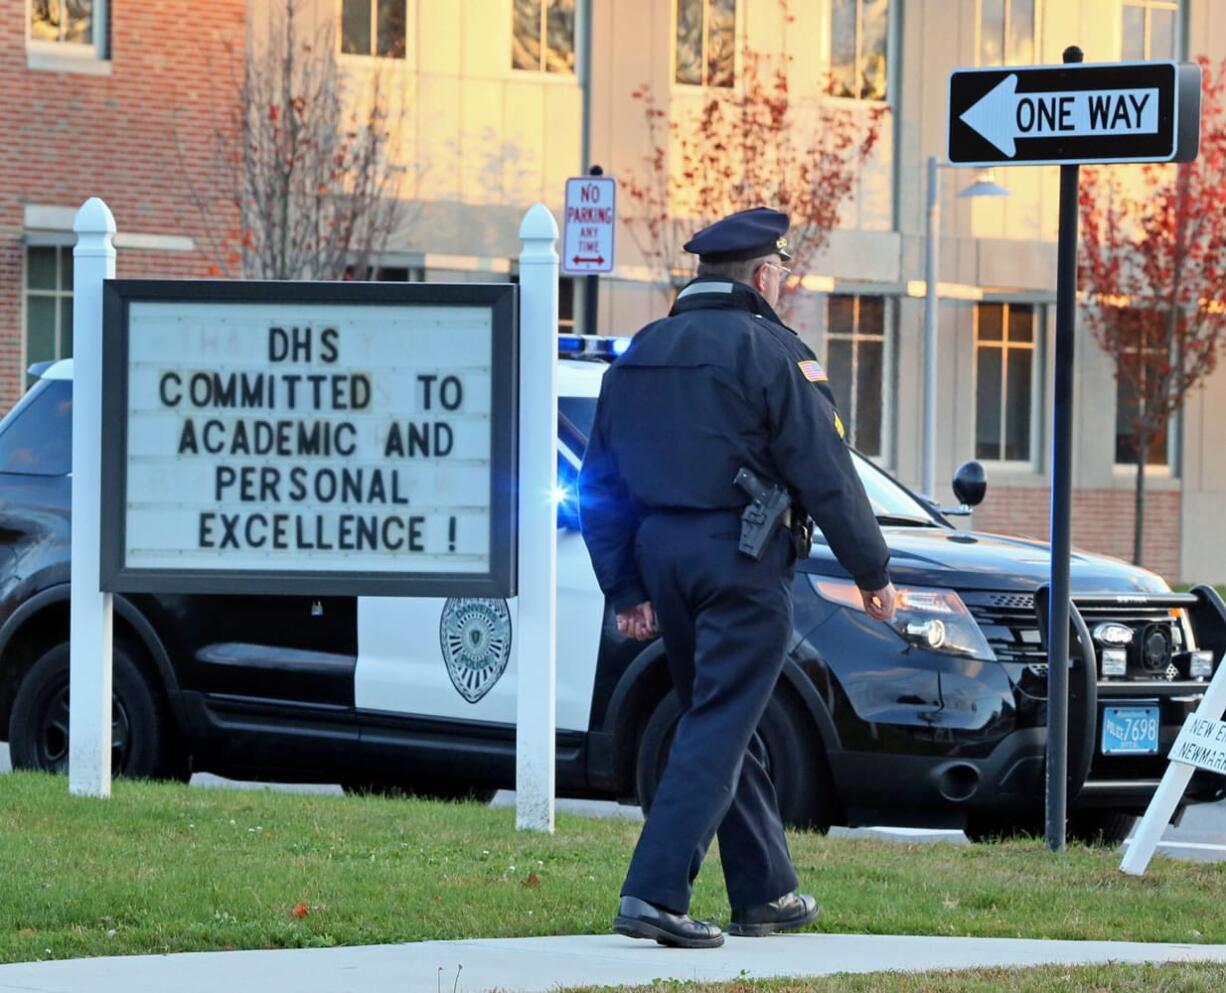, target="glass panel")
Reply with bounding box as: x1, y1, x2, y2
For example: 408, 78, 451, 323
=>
1148, 423, 1169, 466
558, 277, 575, 327
62, 0, 90, 44
976, 347, 1003, 460
828, 339, 853, 419
977, 302, 1004, 340
1150, 7, 1176, 60
1007, 0, 1035, 64
60, 247, 72, 289
858, 295, 885, 335
0, 380, 73, 475
1122, 5, 1145, 60
512, 0, 542, 70
979, 0, 1005, 66
1005, 347, 1032, 461
27, 247, 56, 290
342, 0, 372, 55
829, 0, 857, 98
60, 297, 73, 358
30, 0, 62, 42
828, 294, 855, 334
1115, 377, 1140, 463
860, 0, 889, 100
852, 452, 935, 519
675, 0, 703, 85
1007, 303, 1034, 342
545, 0, 576, 73
376, 0, 406, 58
856, 339, 883, 456
26, 297, 57, 369
706, 0, 736, 87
